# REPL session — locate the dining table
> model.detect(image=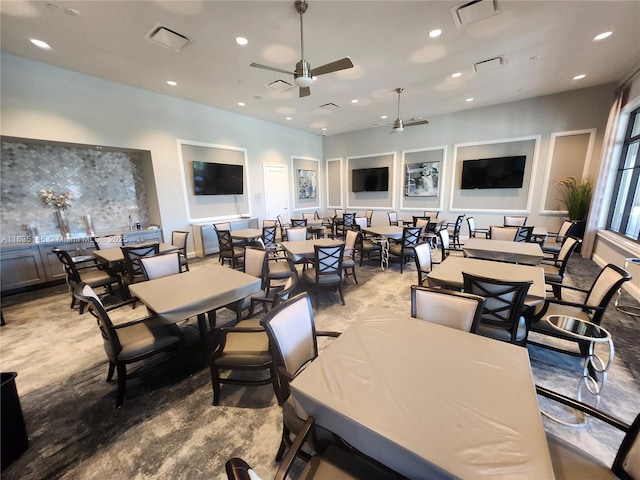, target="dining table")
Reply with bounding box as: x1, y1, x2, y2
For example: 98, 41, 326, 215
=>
128, 265, 262, 346
280, 238, 344, 263
230, 228, 263, 243
463, 237, 544, 265
362, 225, 405, 269
290, 309, 554, 479
92, 242, 179, 268
426, 256, 546, 306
